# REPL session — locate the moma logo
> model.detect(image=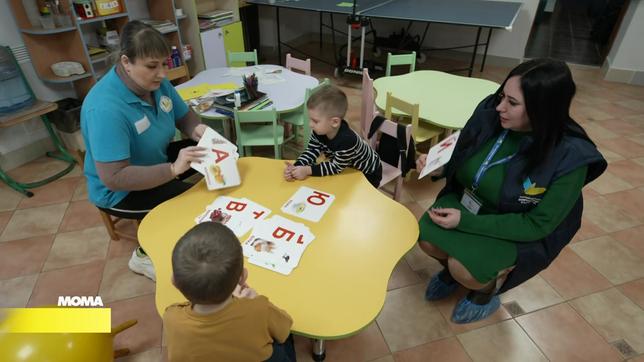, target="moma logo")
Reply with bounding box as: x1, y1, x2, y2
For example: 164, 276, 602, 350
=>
57, 296, 104, 307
